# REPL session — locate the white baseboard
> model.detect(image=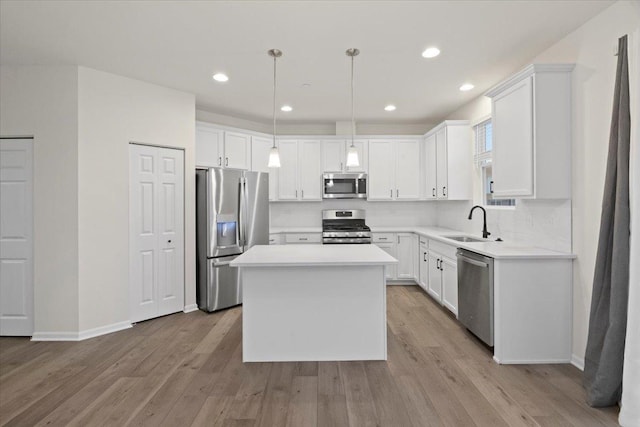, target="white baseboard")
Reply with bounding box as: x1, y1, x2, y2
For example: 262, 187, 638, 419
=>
183, 303, 199, 313
571, 354, 585, 371
32, 321, 132, 342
